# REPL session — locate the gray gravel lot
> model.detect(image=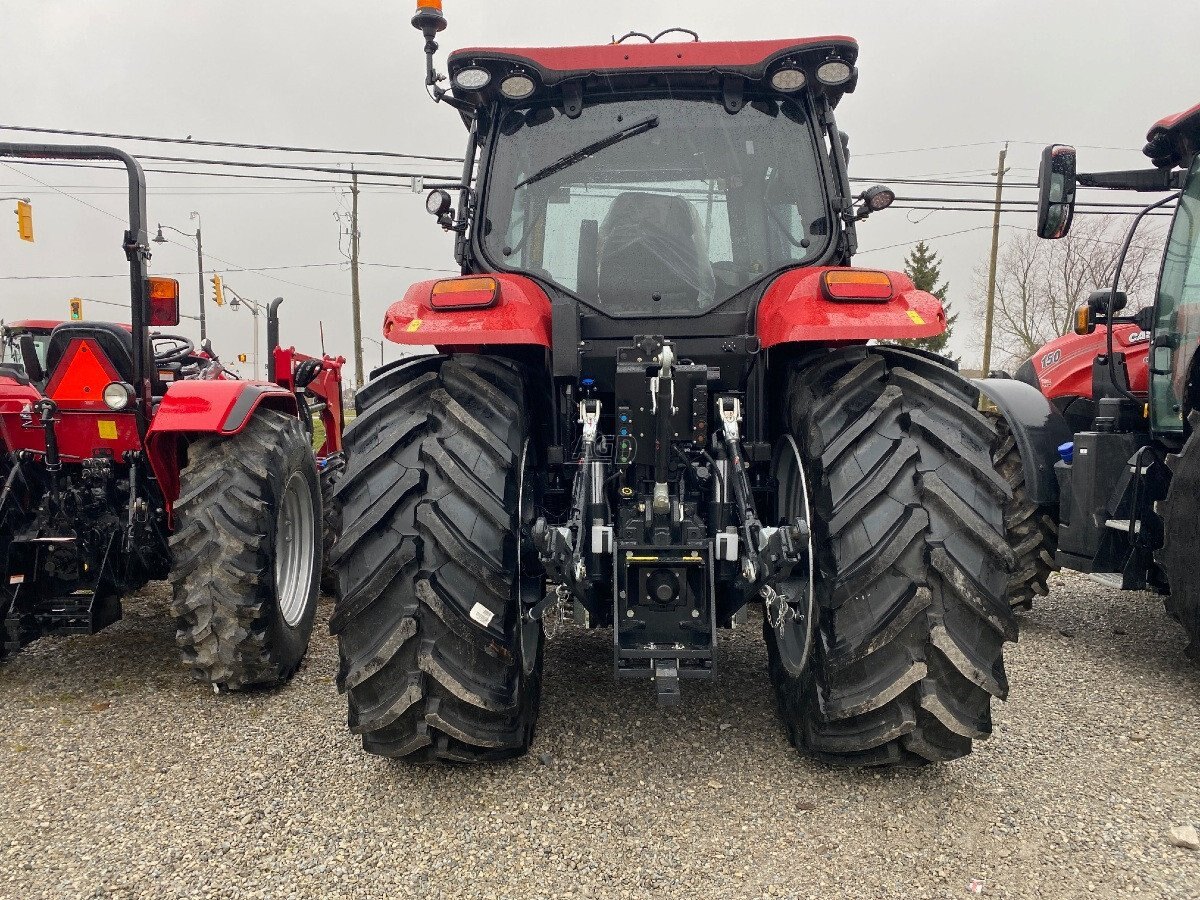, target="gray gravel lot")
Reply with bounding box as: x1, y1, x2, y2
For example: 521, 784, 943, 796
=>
0, 571, 1198, 900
